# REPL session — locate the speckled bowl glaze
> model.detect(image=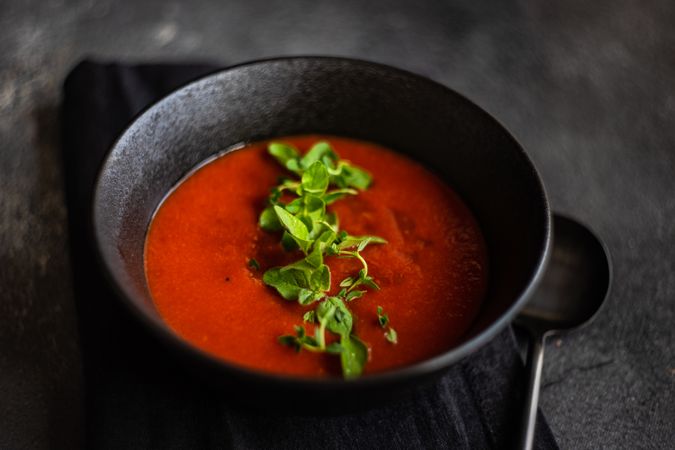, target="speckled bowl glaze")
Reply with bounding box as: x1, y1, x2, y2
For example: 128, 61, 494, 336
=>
93, 57, 551, 409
